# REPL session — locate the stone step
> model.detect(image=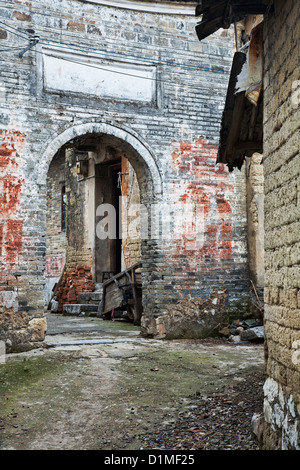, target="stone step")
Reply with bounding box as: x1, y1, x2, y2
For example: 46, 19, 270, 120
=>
63, 303, 100, 316
77, 291, 103, 304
